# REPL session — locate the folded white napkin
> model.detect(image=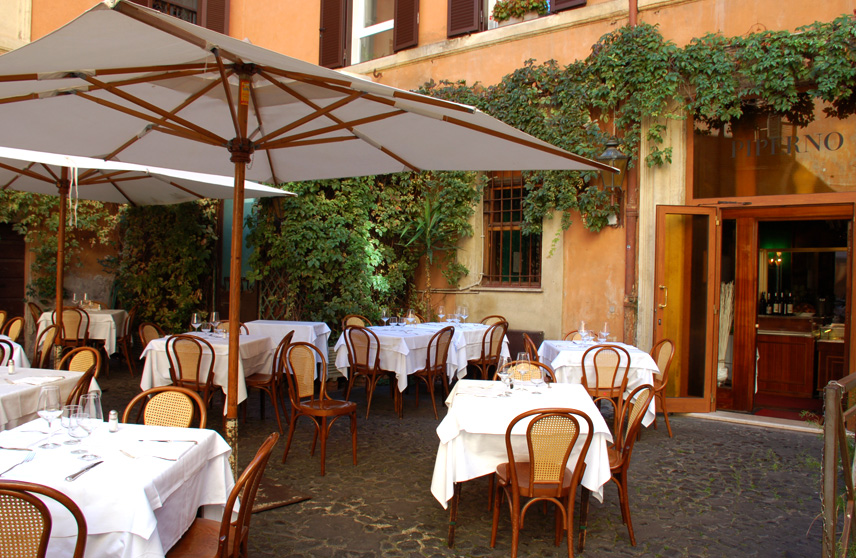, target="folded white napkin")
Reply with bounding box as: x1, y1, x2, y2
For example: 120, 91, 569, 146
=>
123, 440, 197, 461
9, 376, 64, 386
